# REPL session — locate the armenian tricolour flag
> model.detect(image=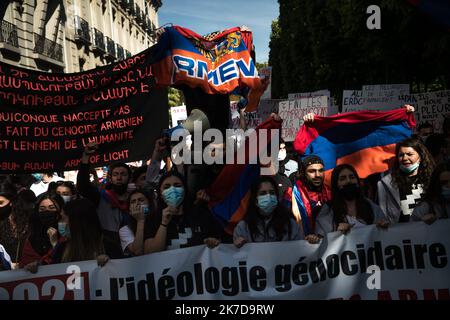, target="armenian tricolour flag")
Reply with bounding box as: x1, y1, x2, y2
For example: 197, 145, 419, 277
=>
152, 26, 263, 111
293, 108, 416, 184
206, 117, 282, 234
